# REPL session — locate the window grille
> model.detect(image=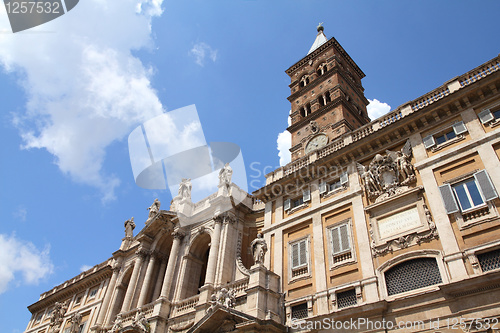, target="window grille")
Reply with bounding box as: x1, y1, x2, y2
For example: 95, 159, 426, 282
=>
478, 248, 500, 272
291, 303, 308, 320
337, 289, 357, 309
385, 258, 442, 296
